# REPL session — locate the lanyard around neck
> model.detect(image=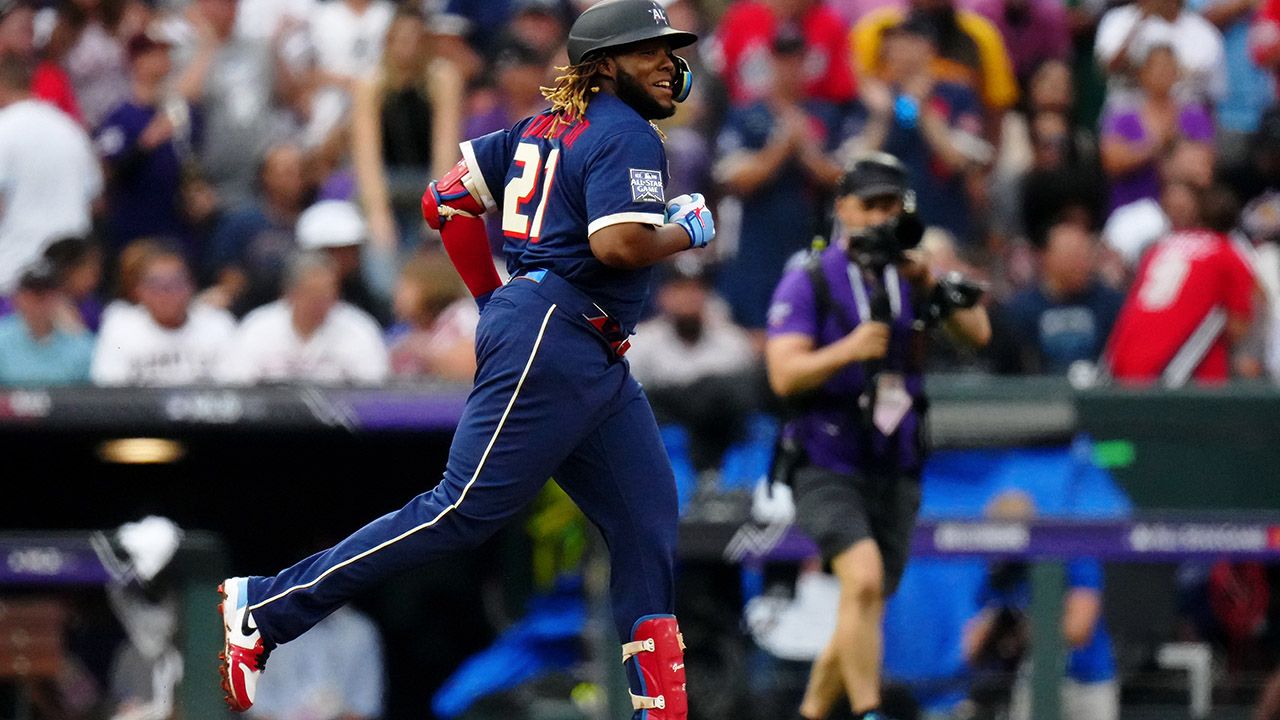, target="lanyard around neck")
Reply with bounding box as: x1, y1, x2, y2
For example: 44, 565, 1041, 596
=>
847, 263, 902, 322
